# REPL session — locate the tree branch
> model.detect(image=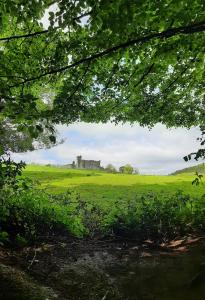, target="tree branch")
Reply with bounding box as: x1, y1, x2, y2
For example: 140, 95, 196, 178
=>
119, 62, 155, 105
100, 61, 155, 119
0, 30, 49, 42
73, 10, 92, 22
134, 63, 154, 88
0, 10, 92, 42
103, 57, 122, 91
66, 62, 90, 101
162, 54, 198, 94
0, 75, 25, 79
10, 21, 205, 87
